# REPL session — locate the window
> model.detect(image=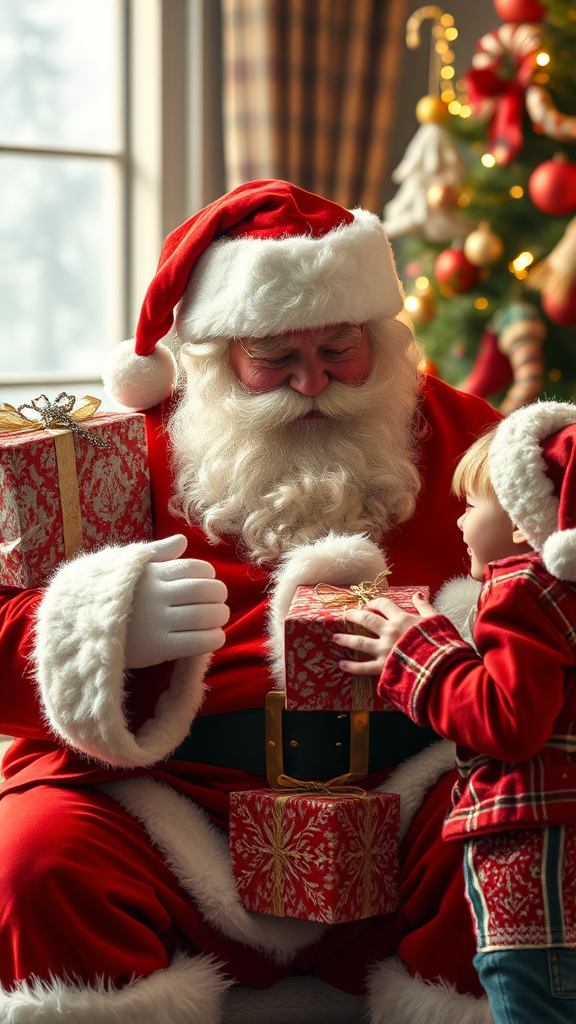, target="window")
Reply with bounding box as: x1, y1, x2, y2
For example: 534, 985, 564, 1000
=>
0, 0, 213, 410
0, 0, 126, 406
